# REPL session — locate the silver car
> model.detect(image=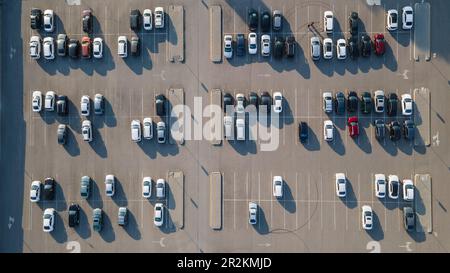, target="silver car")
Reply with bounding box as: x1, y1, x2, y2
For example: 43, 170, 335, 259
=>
143, 117, 153, 139
93, 37, 103, 59
43, 9, 54, 32
80, 95, 90, 116
94, 94, 104, 115
131, 120, 141, 142
261, 34, 270, 56
32, 91, 42, 112
248, 202, 257, 225
82, 120, 92, 142
43, 37, 55, 60
157, 121, 166, 144
118, 207, 128, 226
30, 36, 41, 59
118, 36, 128, 58
45, 91, 56, 111
272, 10, 282, 31
310, 37, 320, 61
156, 178, 165, 198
